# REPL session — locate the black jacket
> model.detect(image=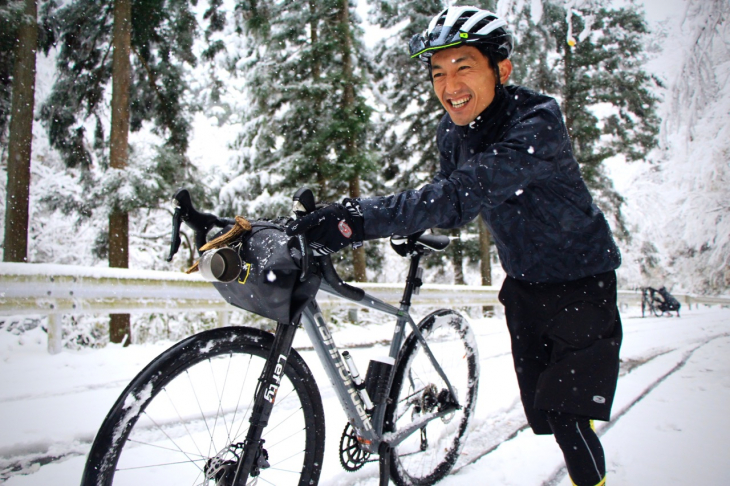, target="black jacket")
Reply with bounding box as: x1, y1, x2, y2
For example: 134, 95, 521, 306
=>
359, 85, 620, 283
